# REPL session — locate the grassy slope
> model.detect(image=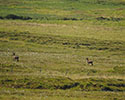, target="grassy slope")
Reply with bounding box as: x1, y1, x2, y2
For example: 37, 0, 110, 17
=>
0, 0, 125, 100
0, 0, 125, 19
